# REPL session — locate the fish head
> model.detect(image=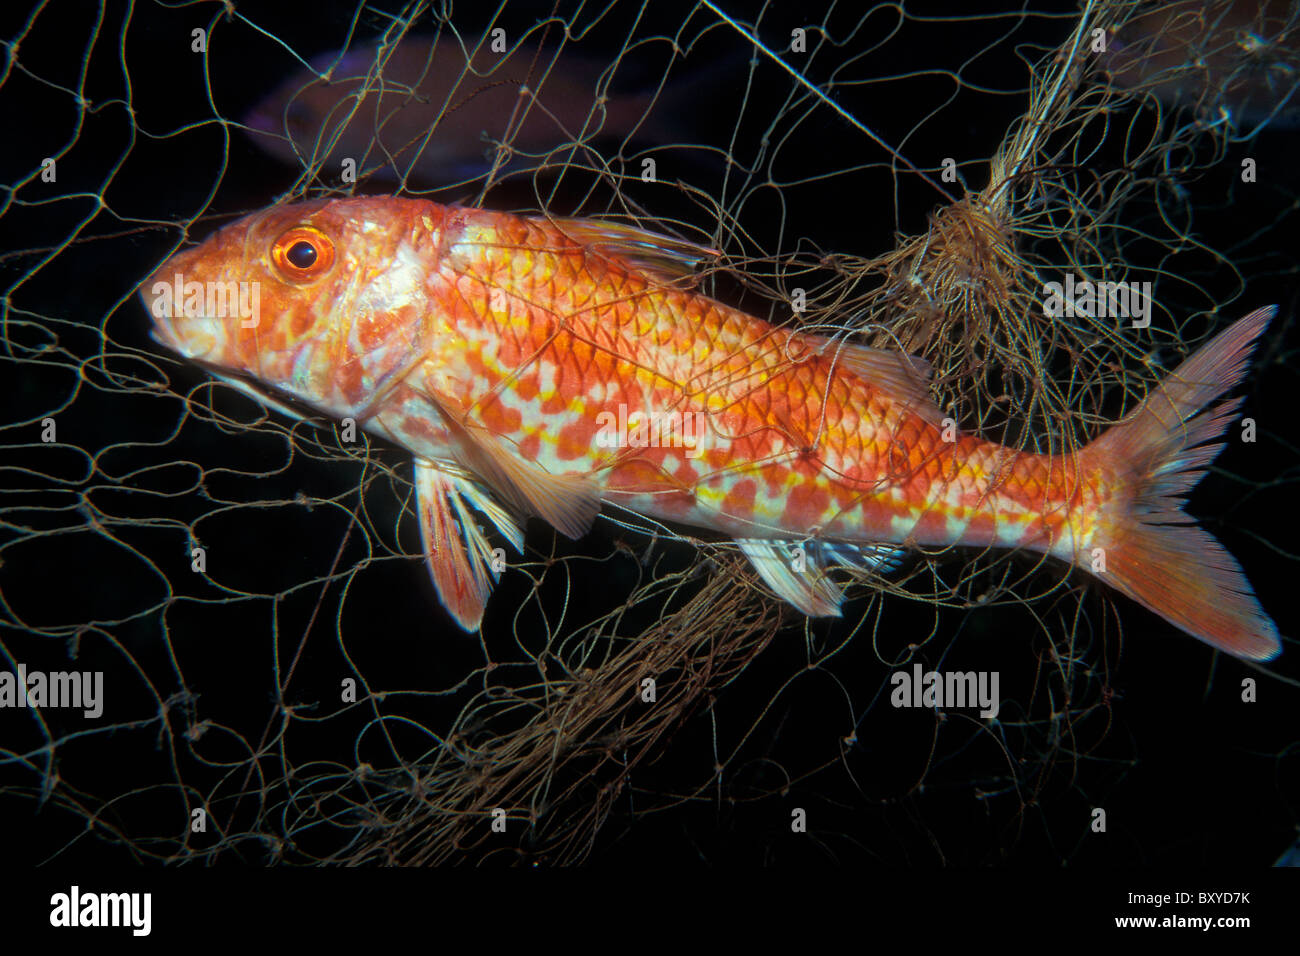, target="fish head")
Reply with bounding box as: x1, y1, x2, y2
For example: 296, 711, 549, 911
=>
141, 197, 436, 419
241, 33, 678, 184
1098, 2, 1300, 134
243, 41, 466, 181
242, 90, 318, 167
245, 69, 382, 172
